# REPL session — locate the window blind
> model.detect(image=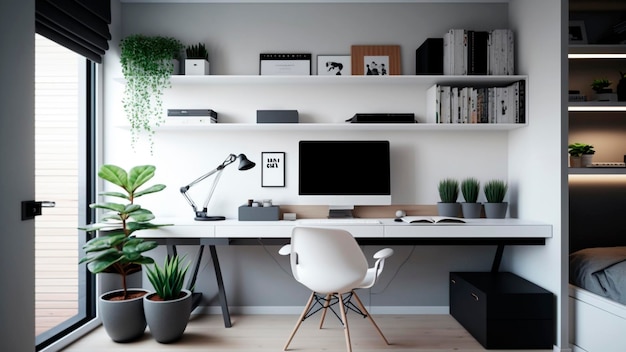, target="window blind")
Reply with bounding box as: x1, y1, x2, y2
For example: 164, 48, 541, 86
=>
35, 0, 111, 63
